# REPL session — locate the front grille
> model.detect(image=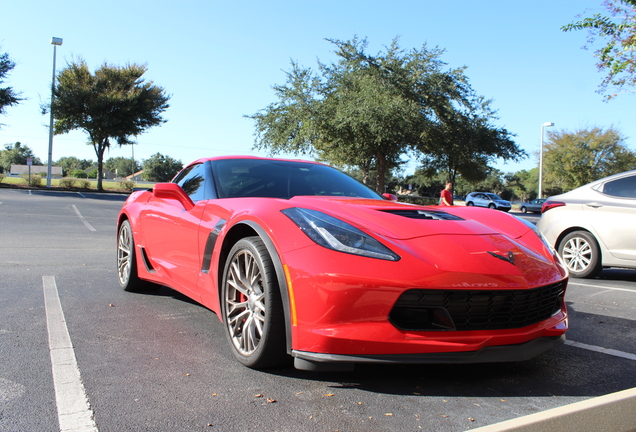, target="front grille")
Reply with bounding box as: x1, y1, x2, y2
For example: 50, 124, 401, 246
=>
389, 282, 566, 331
